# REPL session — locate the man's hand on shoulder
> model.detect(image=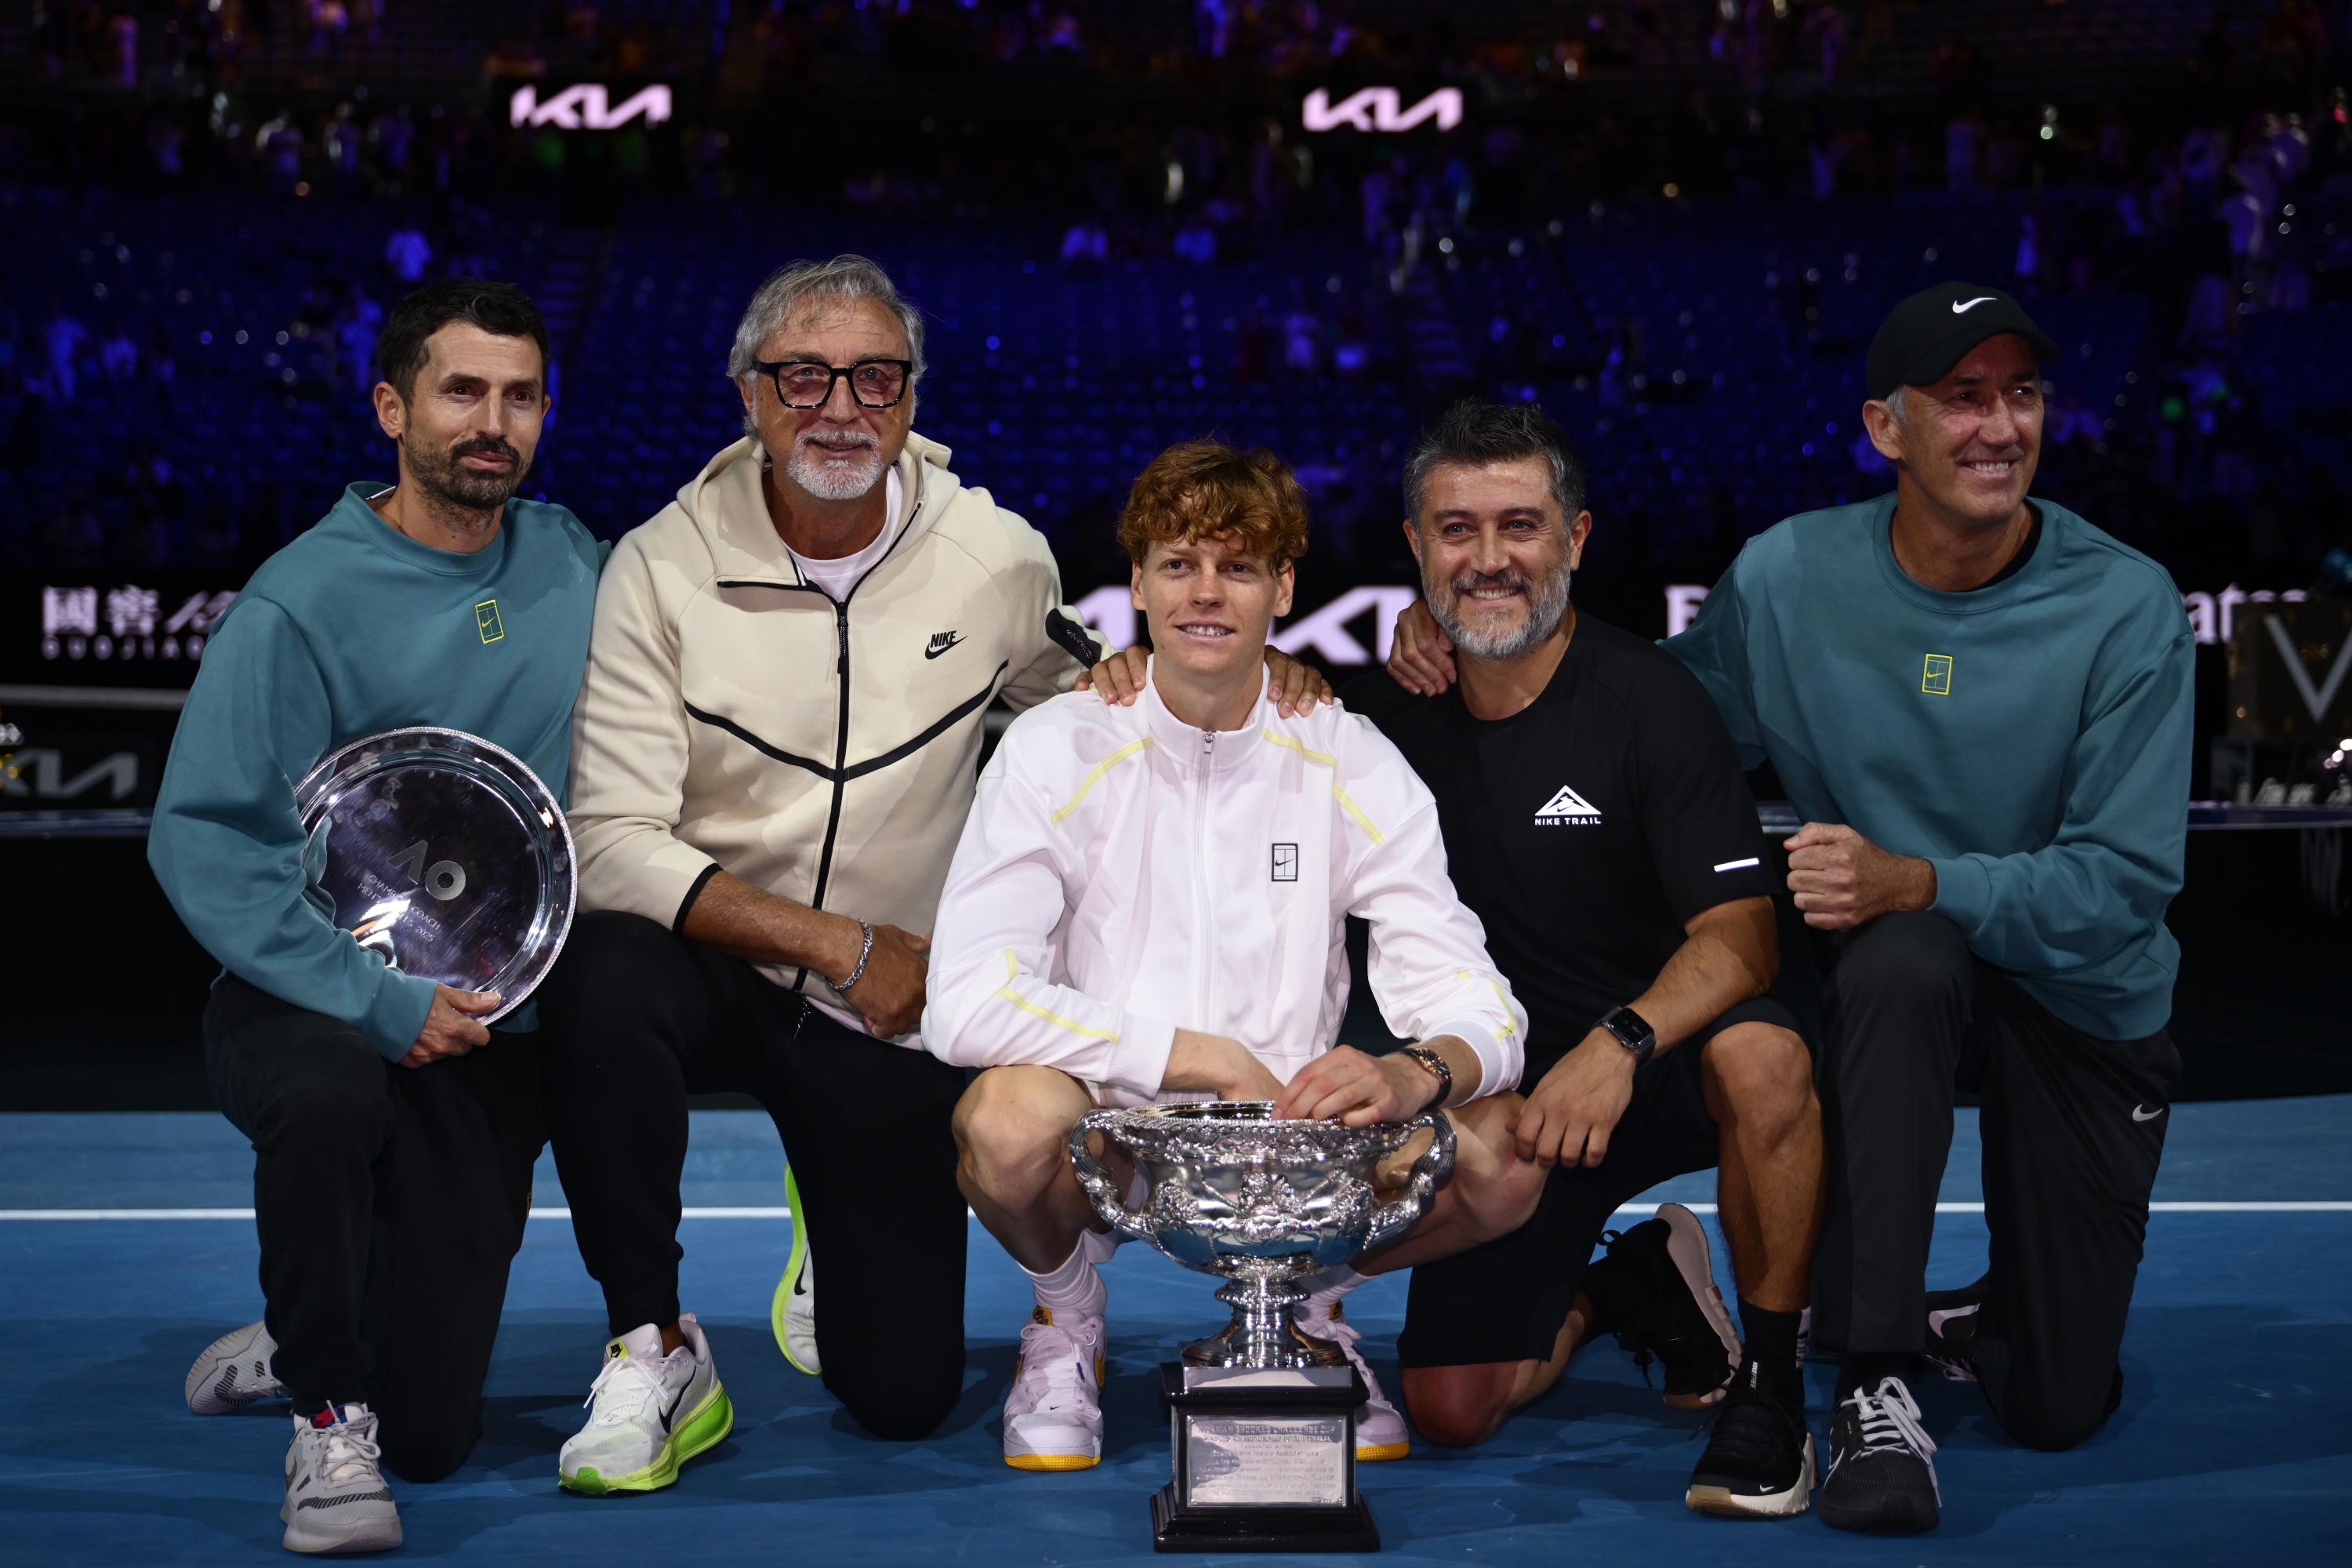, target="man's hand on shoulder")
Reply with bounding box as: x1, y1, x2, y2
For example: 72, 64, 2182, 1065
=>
1076, 646, 1334, 717
1508, 1032, 1635, 1167
1783, 822, 1937, 930
1386, 598, 1457, 695
1261, 648, 1334, 717
400, 984, 500, 1069
1276, 1045, 1439, 1127
1076, 644, 1149, 706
